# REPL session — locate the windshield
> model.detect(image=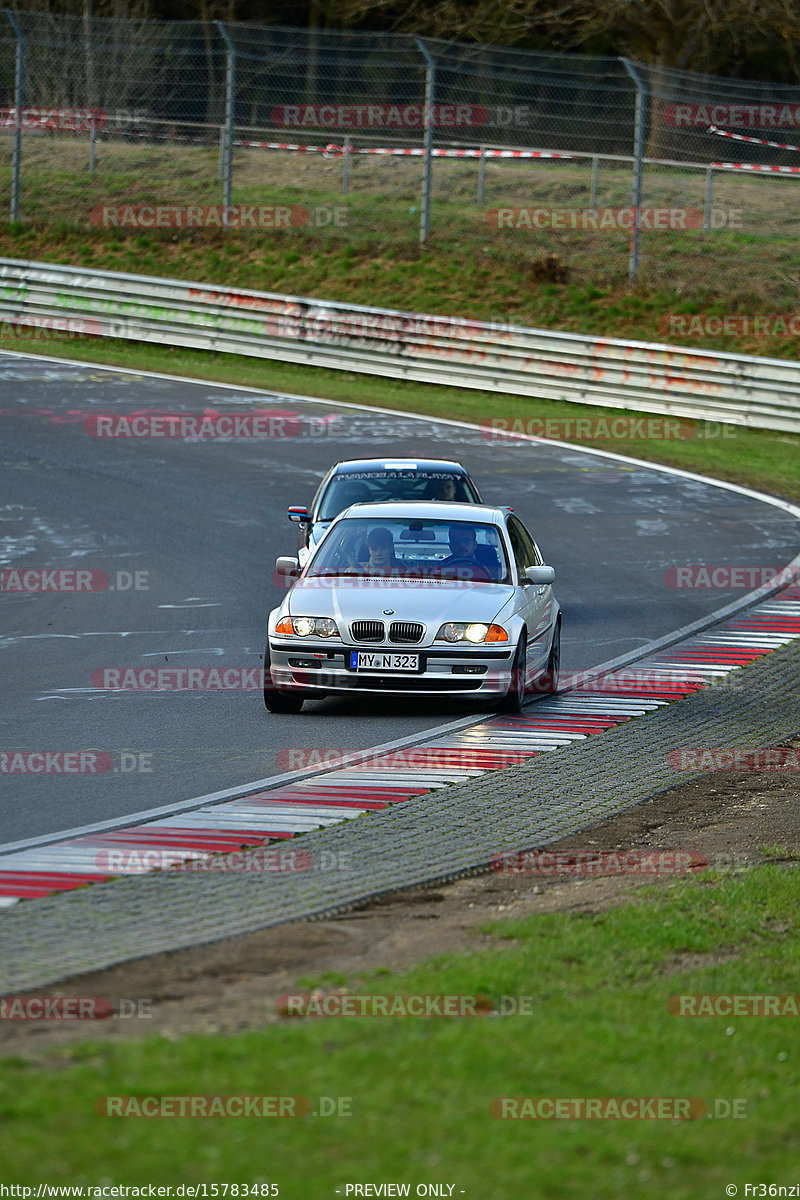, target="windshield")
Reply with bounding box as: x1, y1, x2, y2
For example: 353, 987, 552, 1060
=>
317, 470, 479, 521
305, 517, 510, 583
